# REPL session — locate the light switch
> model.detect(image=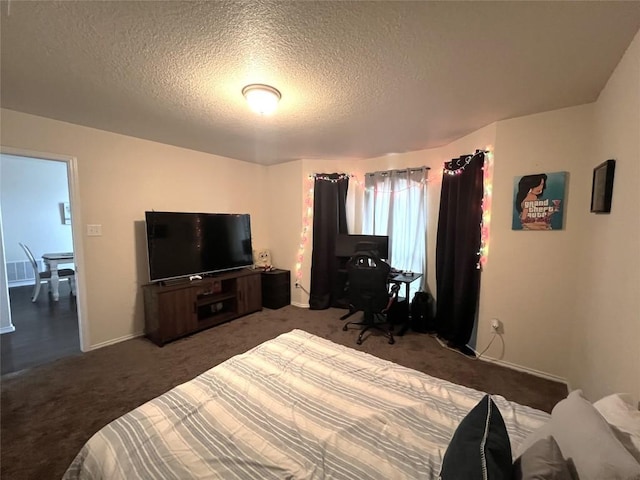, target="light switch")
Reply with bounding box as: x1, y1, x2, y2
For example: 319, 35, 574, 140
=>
87, 224, 102, 236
